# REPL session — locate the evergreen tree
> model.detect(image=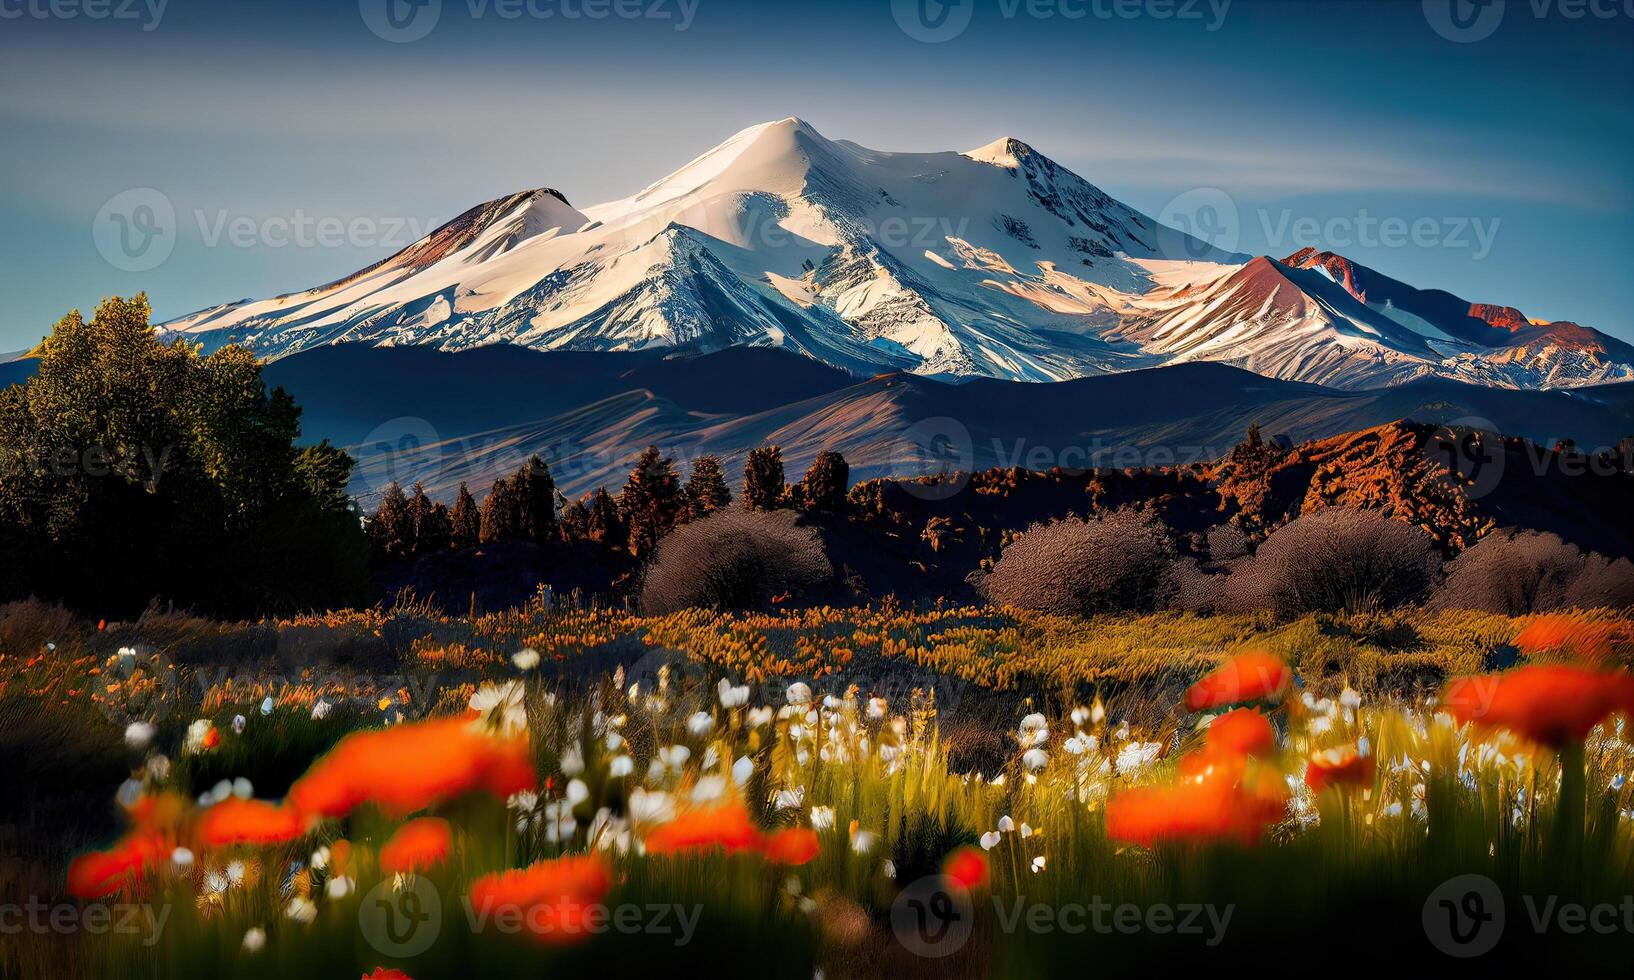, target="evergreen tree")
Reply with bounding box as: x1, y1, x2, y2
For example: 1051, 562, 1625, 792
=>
801, 450, 850, 513
449, 482, 481, 550
371, 482, 415, 559
685, 454, 732, 519
585, 487, 626, 547
409, 483, 452, 553
512, 455, 559, 547
742, 445, 786, 511
560, 496, 591, 544
619, 446, 684, 558
479, 476, 522, 544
